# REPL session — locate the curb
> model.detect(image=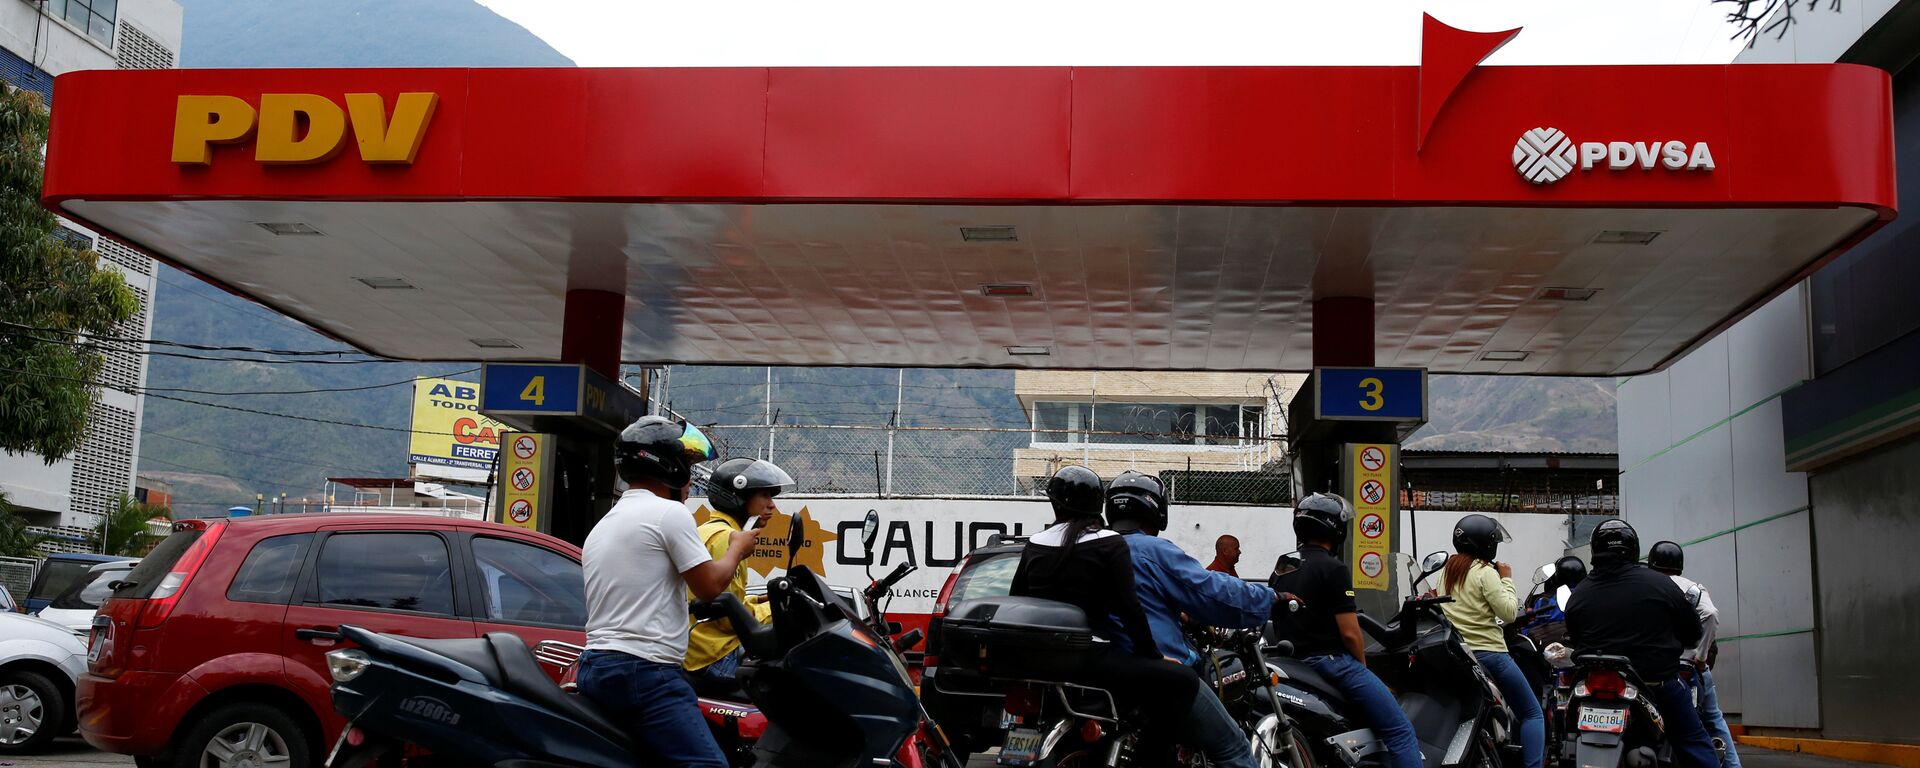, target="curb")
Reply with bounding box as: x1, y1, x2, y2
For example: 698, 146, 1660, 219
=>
1738, 735, 1920, 767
